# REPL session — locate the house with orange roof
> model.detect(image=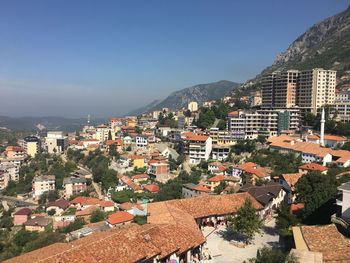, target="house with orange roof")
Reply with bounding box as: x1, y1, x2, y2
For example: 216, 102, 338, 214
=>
106, 211, 134, 228
206, 175, 225, 191
298, 163, 328, 175
268, 135, 334, 166
231, 162, 271, 184
279, 173, 304, 203
143, 184, 160, 193
5, 146, 25, 159
131, 173, 149, 183
306, 133, 347, 148
6, 193, 262, 263
70, 196, 115, 212
182, 132, 212, 164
